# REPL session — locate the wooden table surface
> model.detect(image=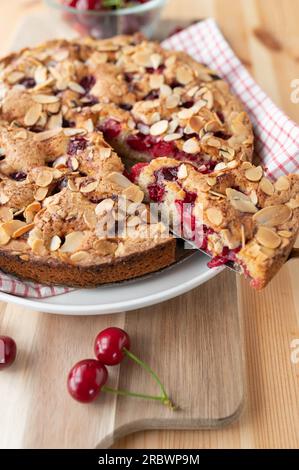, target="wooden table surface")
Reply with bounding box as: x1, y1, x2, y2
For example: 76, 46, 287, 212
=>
0, 0, 299, 449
